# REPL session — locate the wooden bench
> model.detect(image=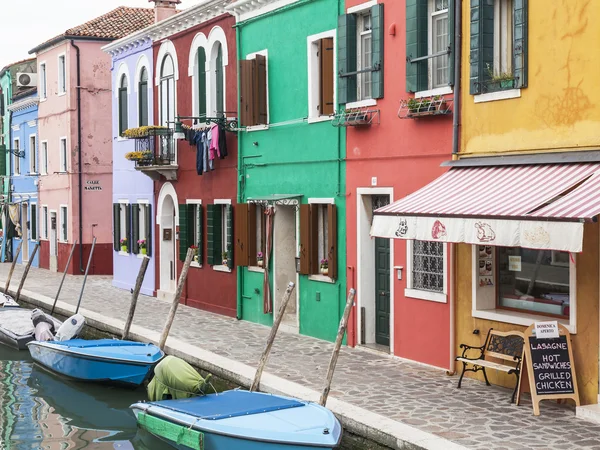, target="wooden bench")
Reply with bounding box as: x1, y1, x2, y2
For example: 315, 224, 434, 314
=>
456, 329, 524, 403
